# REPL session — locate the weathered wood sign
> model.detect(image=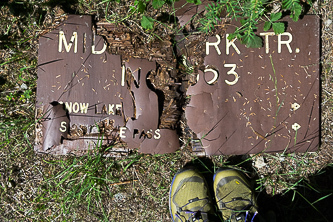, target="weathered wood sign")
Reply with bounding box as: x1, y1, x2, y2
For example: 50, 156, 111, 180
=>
35, 15, 179, 155
35, 13, 320, 156
185, 16, 320, 155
